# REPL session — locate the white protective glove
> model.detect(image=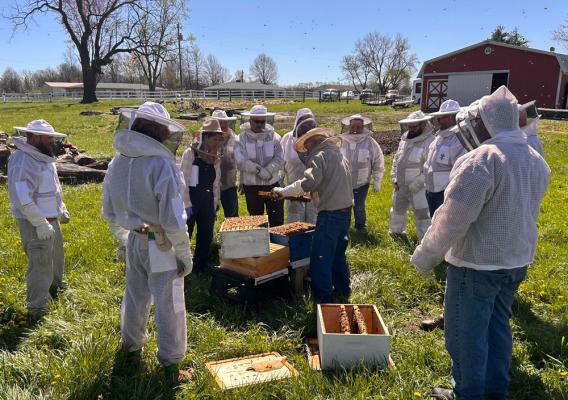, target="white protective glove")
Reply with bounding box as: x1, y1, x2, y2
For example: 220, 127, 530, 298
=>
410, 246, 437, 280
59, 203, 70, 224
373, 173, 383, 193
244, 160, 261, 174
257, 167, 272, 181
108, 221, 130, 248
21, 203, 55, 240
165, 229, 193, 277
408, 175, 425, 194
272, 180, 304, 199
